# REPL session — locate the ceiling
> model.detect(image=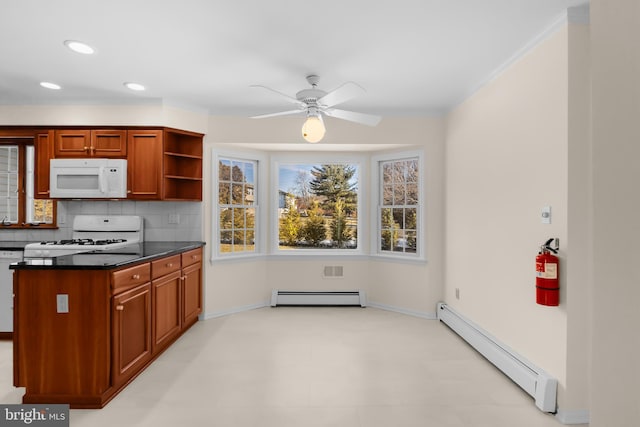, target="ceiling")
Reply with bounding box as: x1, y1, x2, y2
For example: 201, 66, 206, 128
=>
0, 0, 588, 118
